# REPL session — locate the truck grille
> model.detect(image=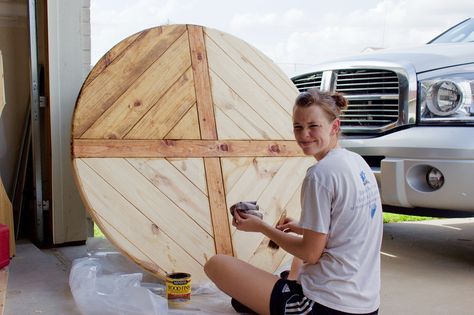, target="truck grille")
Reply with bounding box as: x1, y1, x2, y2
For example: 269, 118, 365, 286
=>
292, 69, 400, 133
292, 72, 323, 91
